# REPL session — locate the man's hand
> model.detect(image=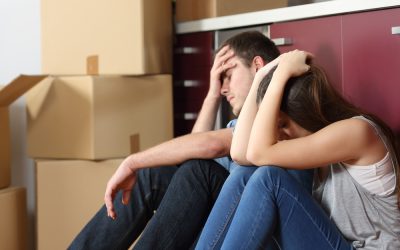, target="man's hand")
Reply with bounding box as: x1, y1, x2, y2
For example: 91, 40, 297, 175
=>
104, 157, 137, 220
208, 45, 236, 98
